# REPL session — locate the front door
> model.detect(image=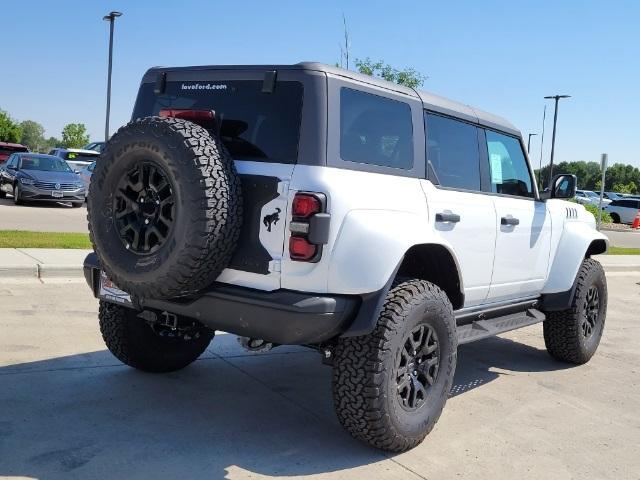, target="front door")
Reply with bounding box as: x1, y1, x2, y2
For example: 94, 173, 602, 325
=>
482, 130, 551, 301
